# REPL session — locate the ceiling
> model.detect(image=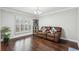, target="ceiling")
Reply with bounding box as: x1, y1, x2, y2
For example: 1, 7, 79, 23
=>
10, 7, 72, 15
